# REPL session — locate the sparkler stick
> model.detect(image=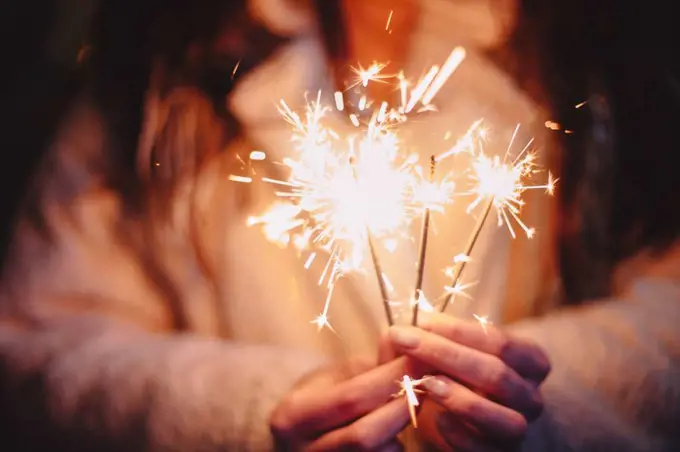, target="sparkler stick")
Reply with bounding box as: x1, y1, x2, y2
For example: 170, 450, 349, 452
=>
367, 231, 394, 325
411, 155, 436, 326
440, 195, 493, 313
349, 155, 394, 326
237, 49, 472, 334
